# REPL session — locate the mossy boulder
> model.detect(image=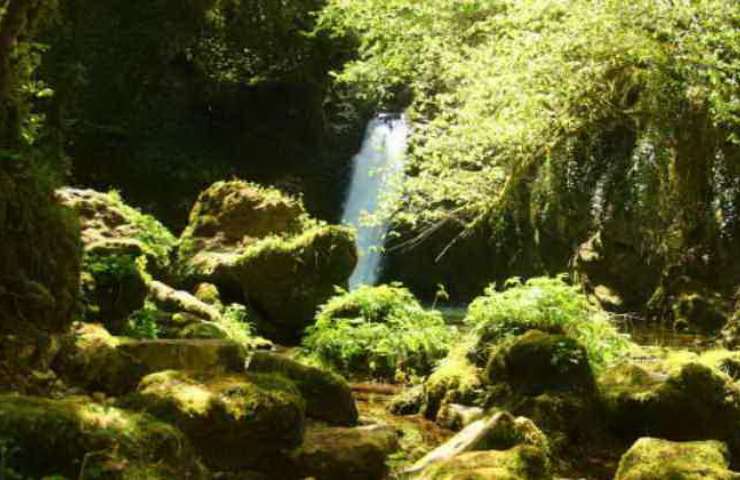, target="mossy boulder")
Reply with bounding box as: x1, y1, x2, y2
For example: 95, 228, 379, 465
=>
672, 291, 729, 333
178, 180, 306, 260
246, 351, 358, 426
615, 437, 740, 480
117, 338, 248, 374
57, 188, 176, 274
285, 423, 400, 480
53, 323, 146, 395
486, 331, 595, 396
177, 180, 357, 343
603, 361, 740, 445
422, 344, 482, 421
0, 395, 207, 480
128, 369, 305, 471
414, 445, 552, 480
